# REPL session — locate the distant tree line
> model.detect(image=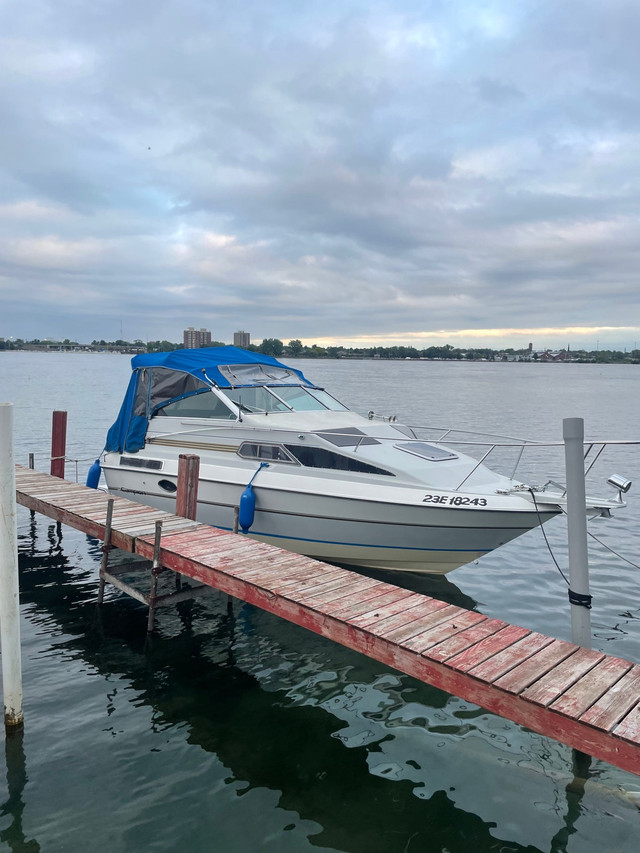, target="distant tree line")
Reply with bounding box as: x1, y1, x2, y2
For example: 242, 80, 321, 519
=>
1, 337, 81, 348
2, 337, 639, 364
